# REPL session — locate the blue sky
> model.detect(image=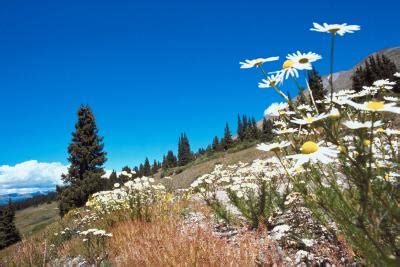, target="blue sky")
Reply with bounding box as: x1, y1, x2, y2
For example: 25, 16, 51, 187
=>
0, 0, 399, 193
